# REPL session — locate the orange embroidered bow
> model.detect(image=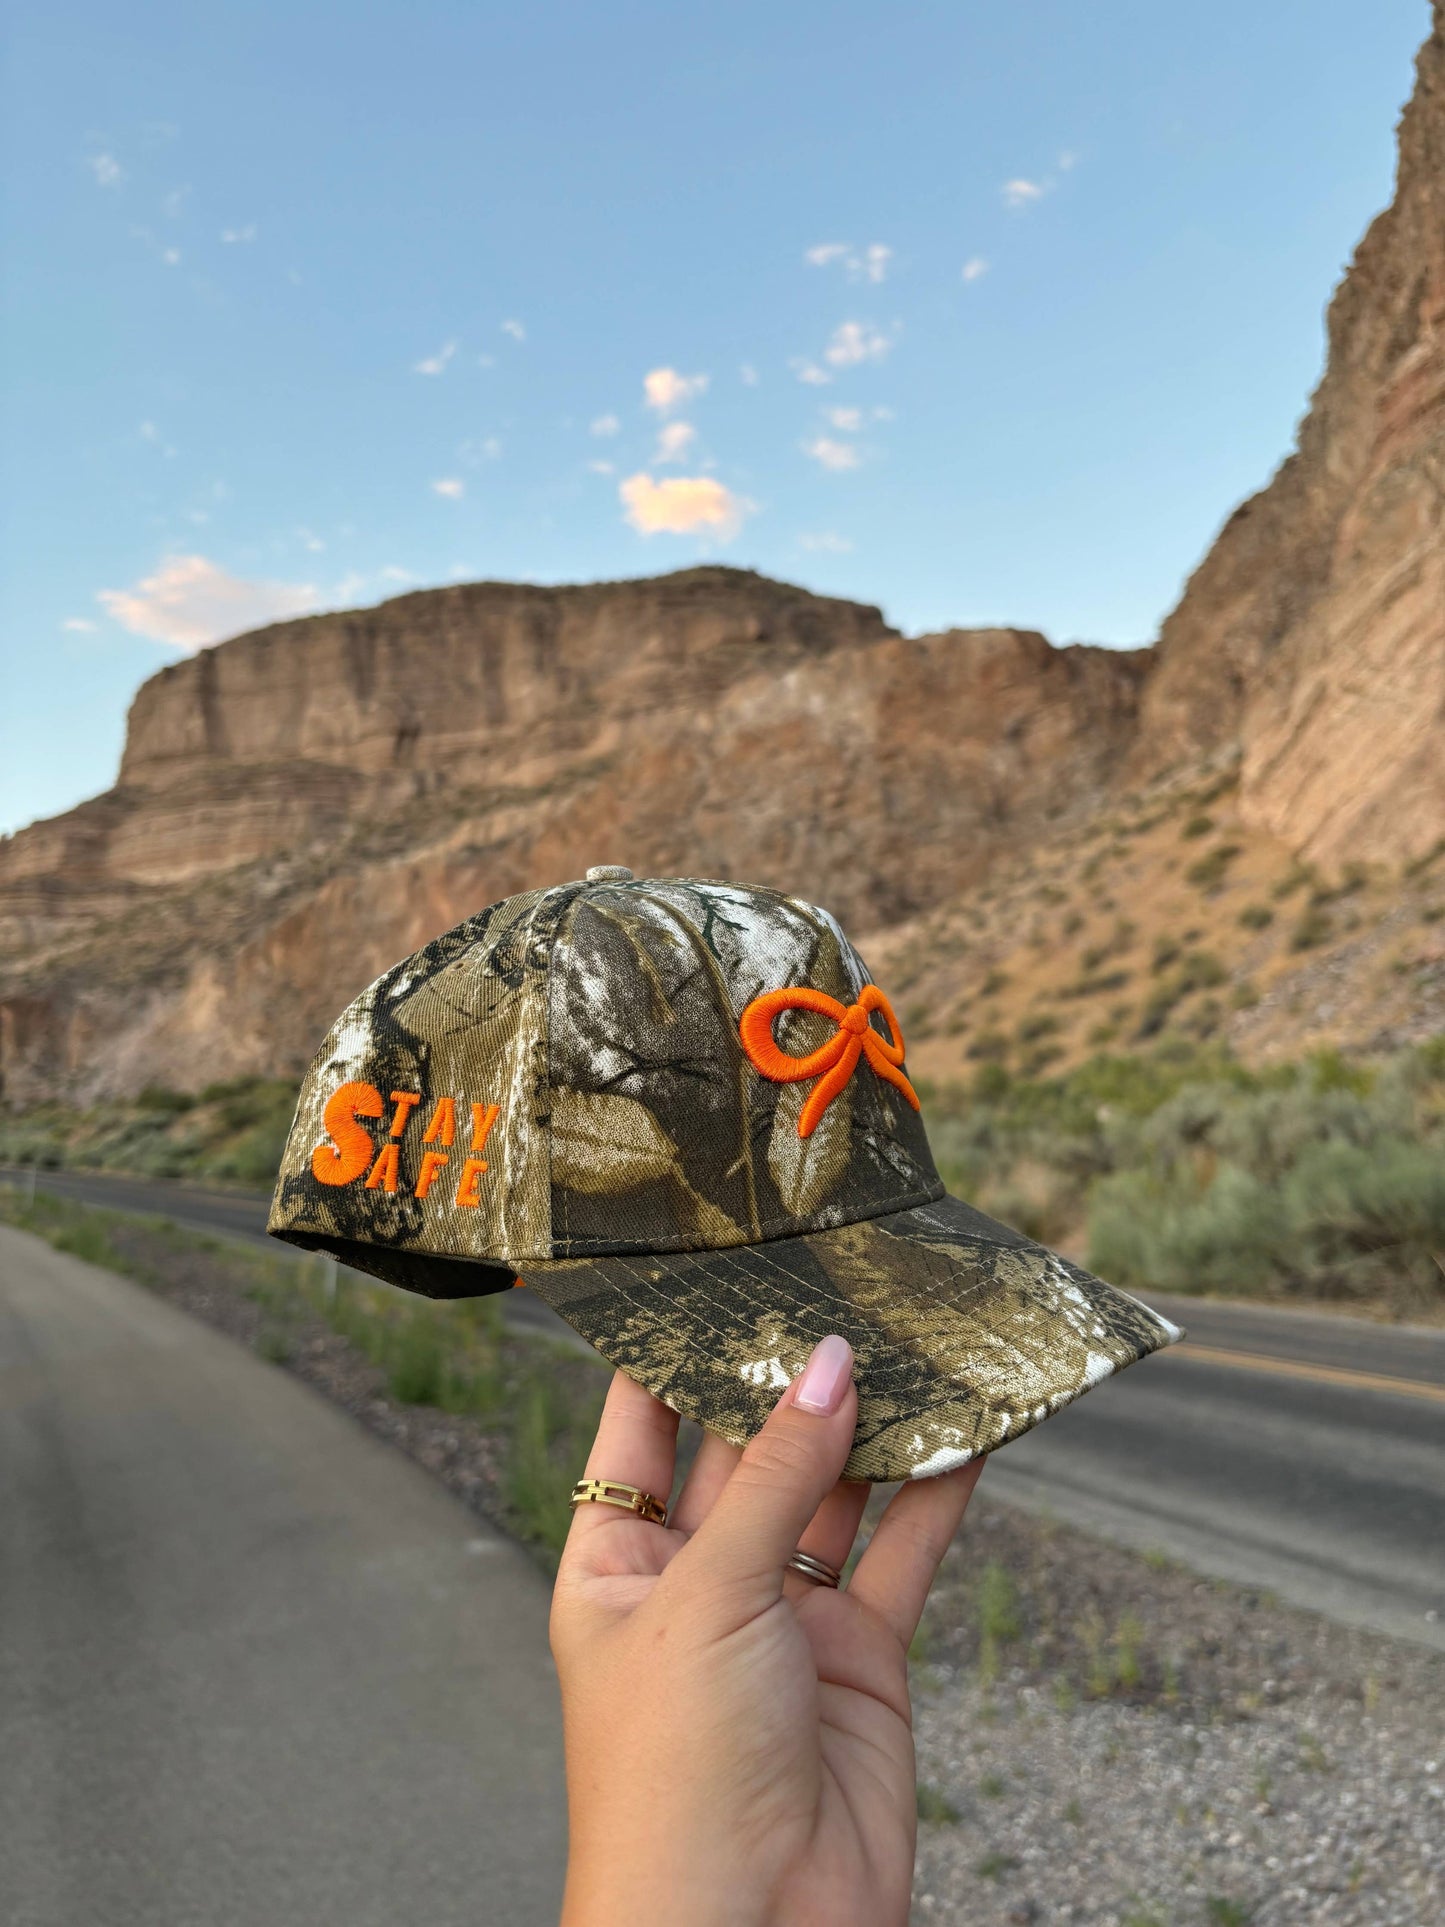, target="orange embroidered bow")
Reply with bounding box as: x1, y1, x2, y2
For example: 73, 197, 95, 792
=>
739, 983, 920, 1139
